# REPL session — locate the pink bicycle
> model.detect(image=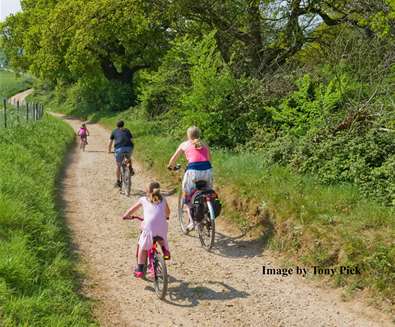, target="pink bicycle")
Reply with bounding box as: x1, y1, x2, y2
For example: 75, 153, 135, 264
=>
122, 215, 168, 300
